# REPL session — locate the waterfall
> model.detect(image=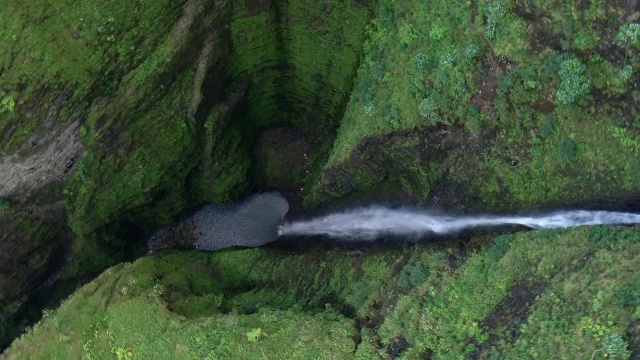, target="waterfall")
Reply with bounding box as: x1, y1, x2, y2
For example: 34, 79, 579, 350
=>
279, 207, 640, 240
